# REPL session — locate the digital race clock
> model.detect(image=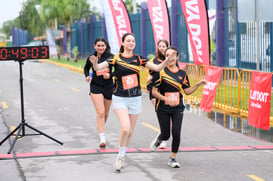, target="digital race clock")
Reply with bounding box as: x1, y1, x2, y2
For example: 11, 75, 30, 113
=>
0, 46, 49, 61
